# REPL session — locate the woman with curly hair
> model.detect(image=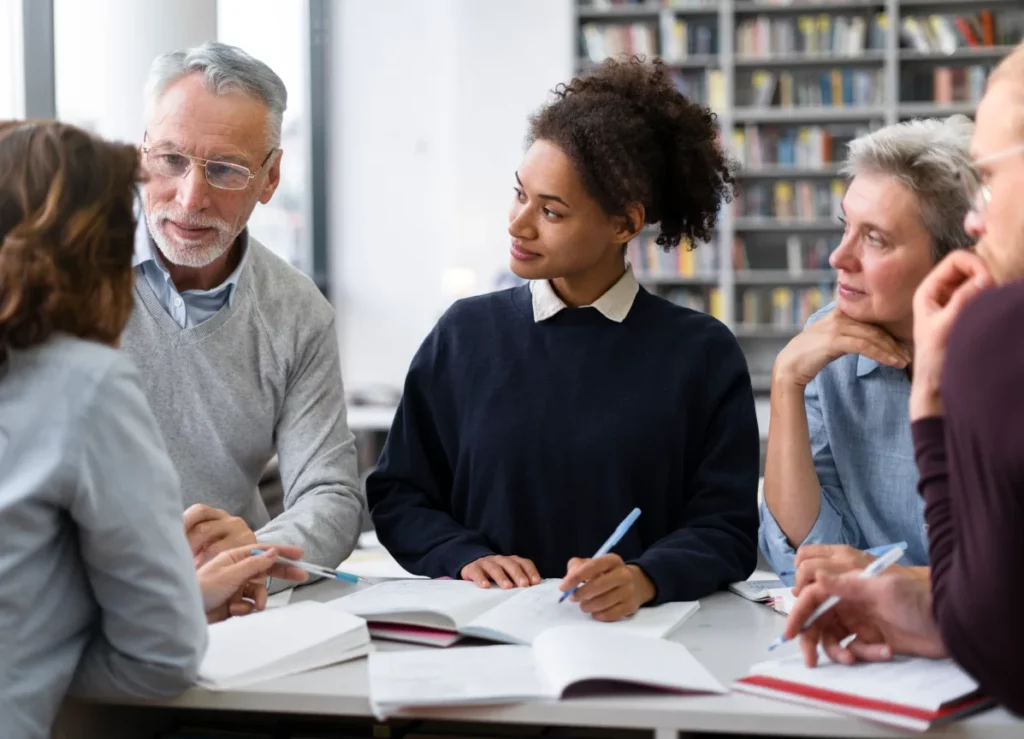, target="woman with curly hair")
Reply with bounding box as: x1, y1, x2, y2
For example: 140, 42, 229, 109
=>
0, 121, 306, 739
368, 58, 759, 621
